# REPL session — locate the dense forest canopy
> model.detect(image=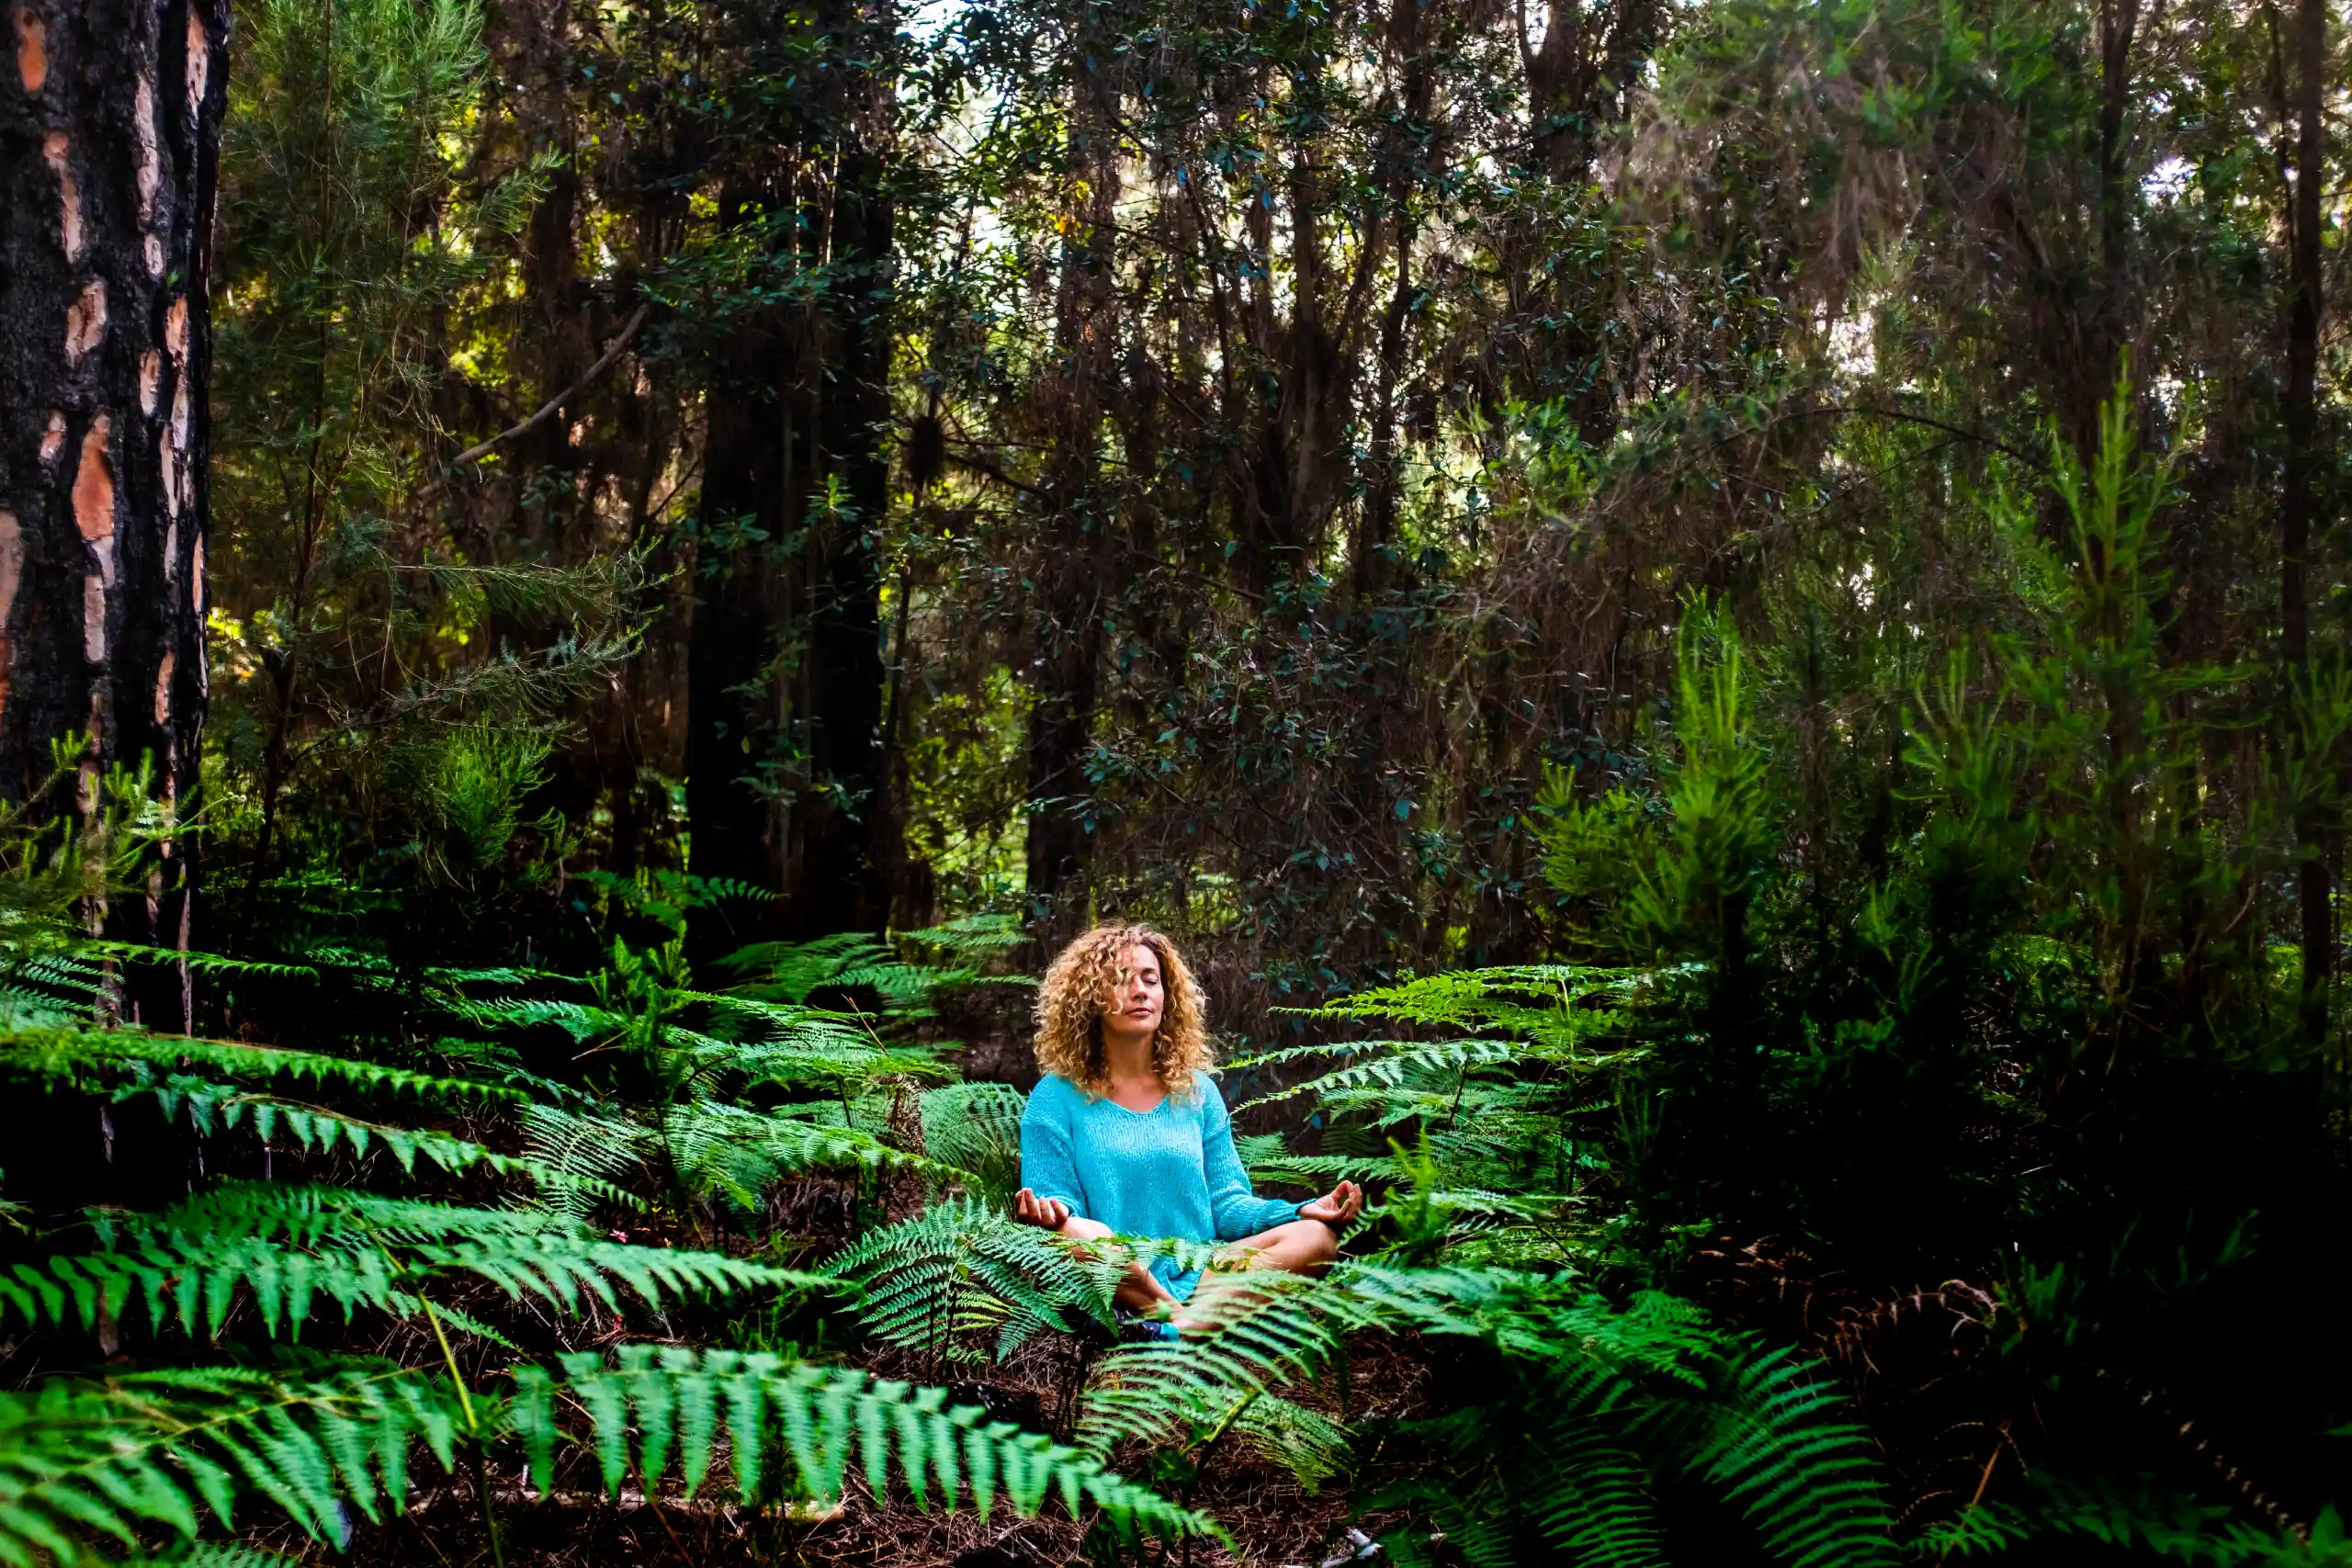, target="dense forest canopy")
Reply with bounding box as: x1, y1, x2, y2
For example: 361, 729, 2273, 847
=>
0, 0, 2347, 1560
